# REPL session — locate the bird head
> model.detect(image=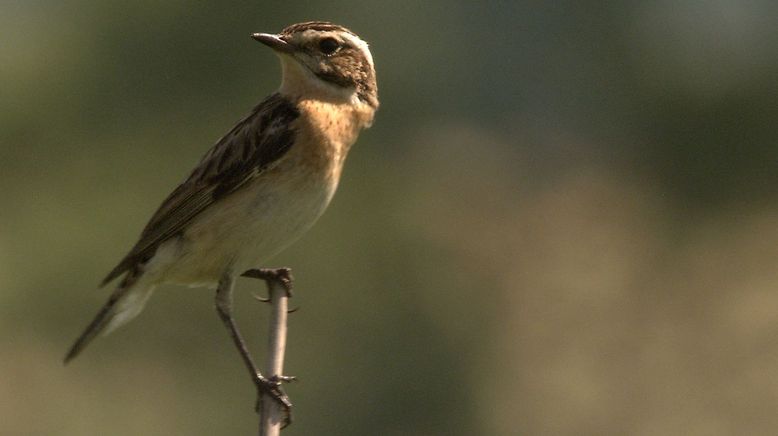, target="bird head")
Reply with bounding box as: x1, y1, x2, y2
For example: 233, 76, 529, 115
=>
253, 22, 379, 110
